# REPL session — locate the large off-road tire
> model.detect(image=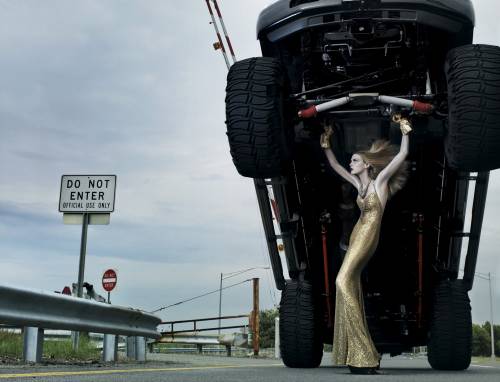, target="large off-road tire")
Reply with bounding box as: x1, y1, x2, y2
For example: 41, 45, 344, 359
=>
445, 44, 500, 172
427, 279, 472, 370
279, 279, 323, 368
225, 57, 292, 178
